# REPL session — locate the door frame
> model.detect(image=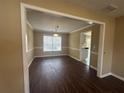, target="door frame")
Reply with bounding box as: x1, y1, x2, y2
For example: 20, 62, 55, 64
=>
21, 3, 105, 93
